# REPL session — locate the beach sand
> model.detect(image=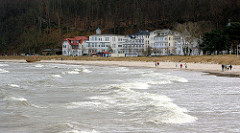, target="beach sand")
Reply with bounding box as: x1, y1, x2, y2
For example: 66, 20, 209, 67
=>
1, 59, 240, 77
